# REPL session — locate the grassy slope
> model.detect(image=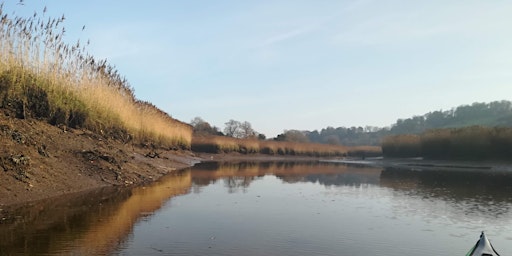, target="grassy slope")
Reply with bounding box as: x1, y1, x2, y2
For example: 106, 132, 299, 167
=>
0, 5, 192, 149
